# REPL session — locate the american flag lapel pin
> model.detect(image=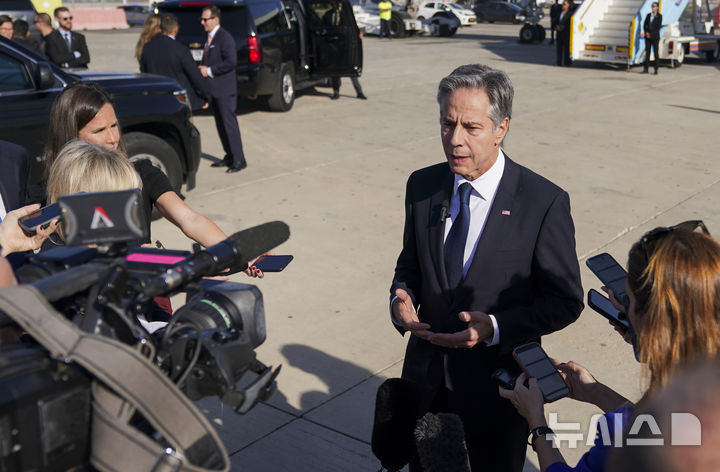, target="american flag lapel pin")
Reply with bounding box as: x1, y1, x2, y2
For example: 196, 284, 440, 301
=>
501, 210, 511, 216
